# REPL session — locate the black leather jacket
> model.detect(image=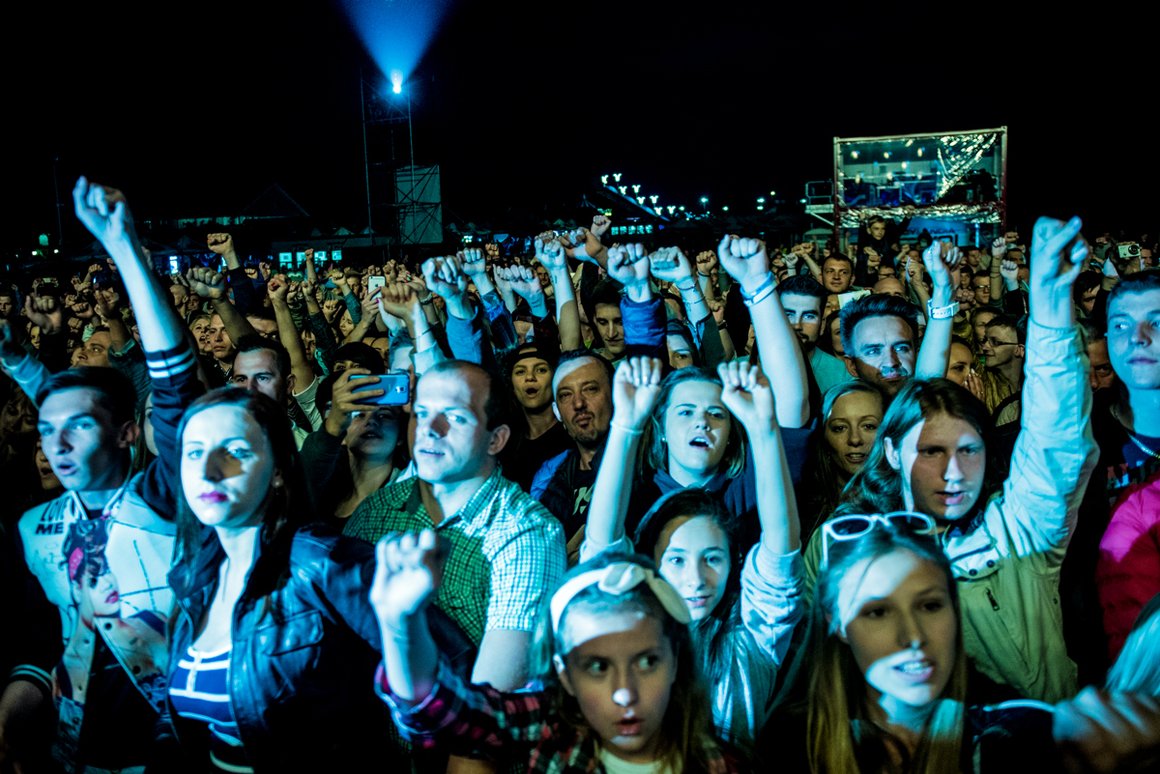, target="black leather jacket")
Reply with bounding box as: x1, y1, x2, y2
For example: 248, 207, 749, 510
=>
163, 523, 472, 771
